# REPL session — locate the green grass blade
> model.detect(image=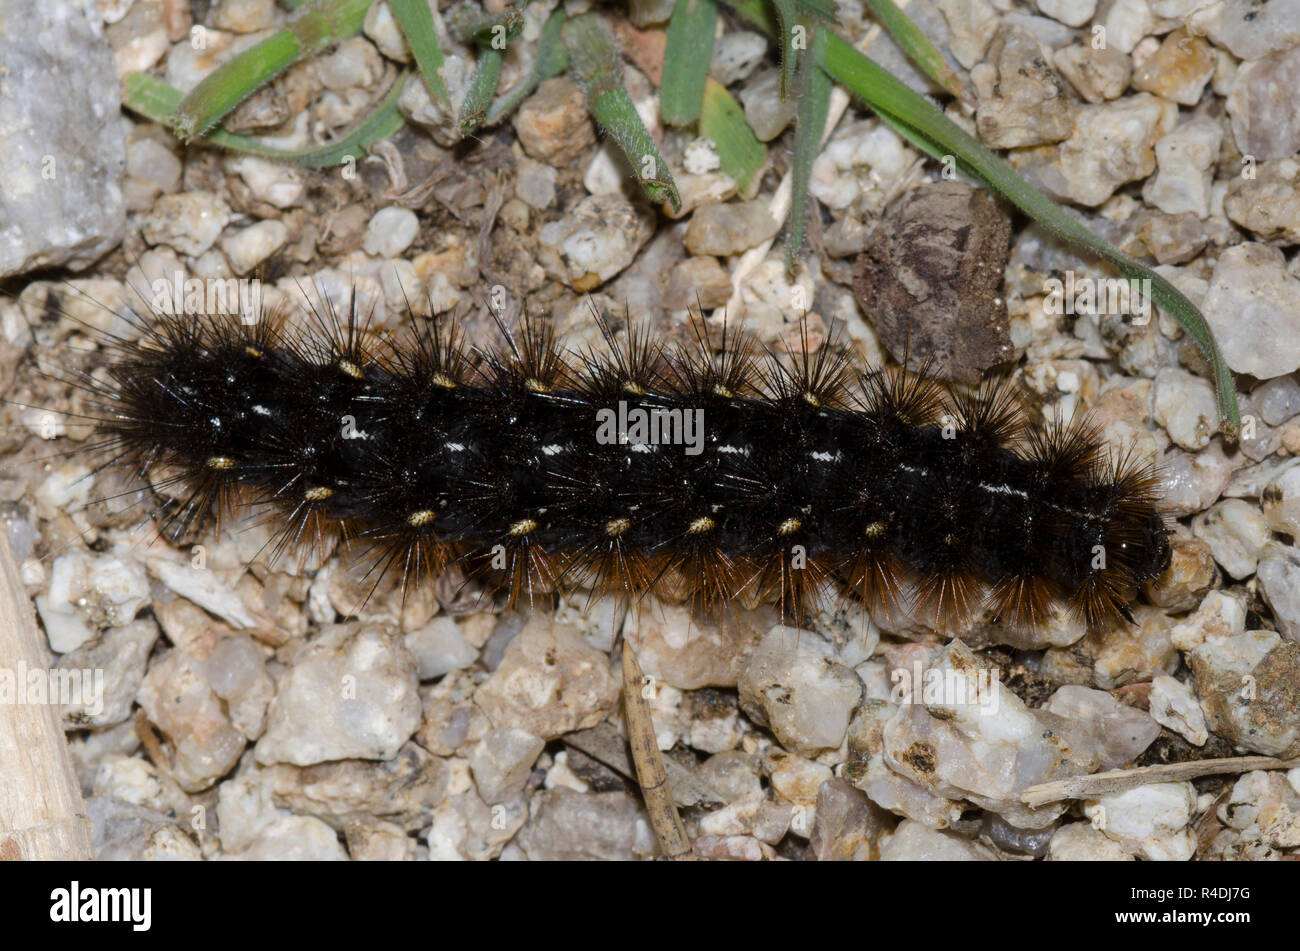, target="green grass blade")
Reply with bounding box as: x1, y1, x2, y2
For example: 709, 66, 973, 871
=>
787, 27, 831, 264
125, 70, 408, 168
661, 0, 718, 126
863, 0, 972, 105
171, 0, 373, 140
723, 0, 778, 34
484, 7, 568, 126
770, 0, 802, 99
390, 0, 450, 103
459, 49, 505, 135
699, 78, 766, 196
564, 13, 680, 211
817, 31, 1240, 435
